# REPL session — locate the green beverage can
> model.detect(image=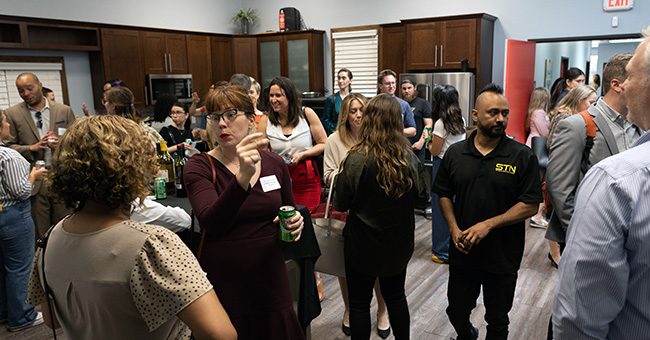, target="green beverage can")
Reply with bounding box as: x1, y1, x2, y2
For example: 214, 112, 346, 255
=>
425, 126, 433, 142
278, 205, 297, 242
154, 178, 167, 200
